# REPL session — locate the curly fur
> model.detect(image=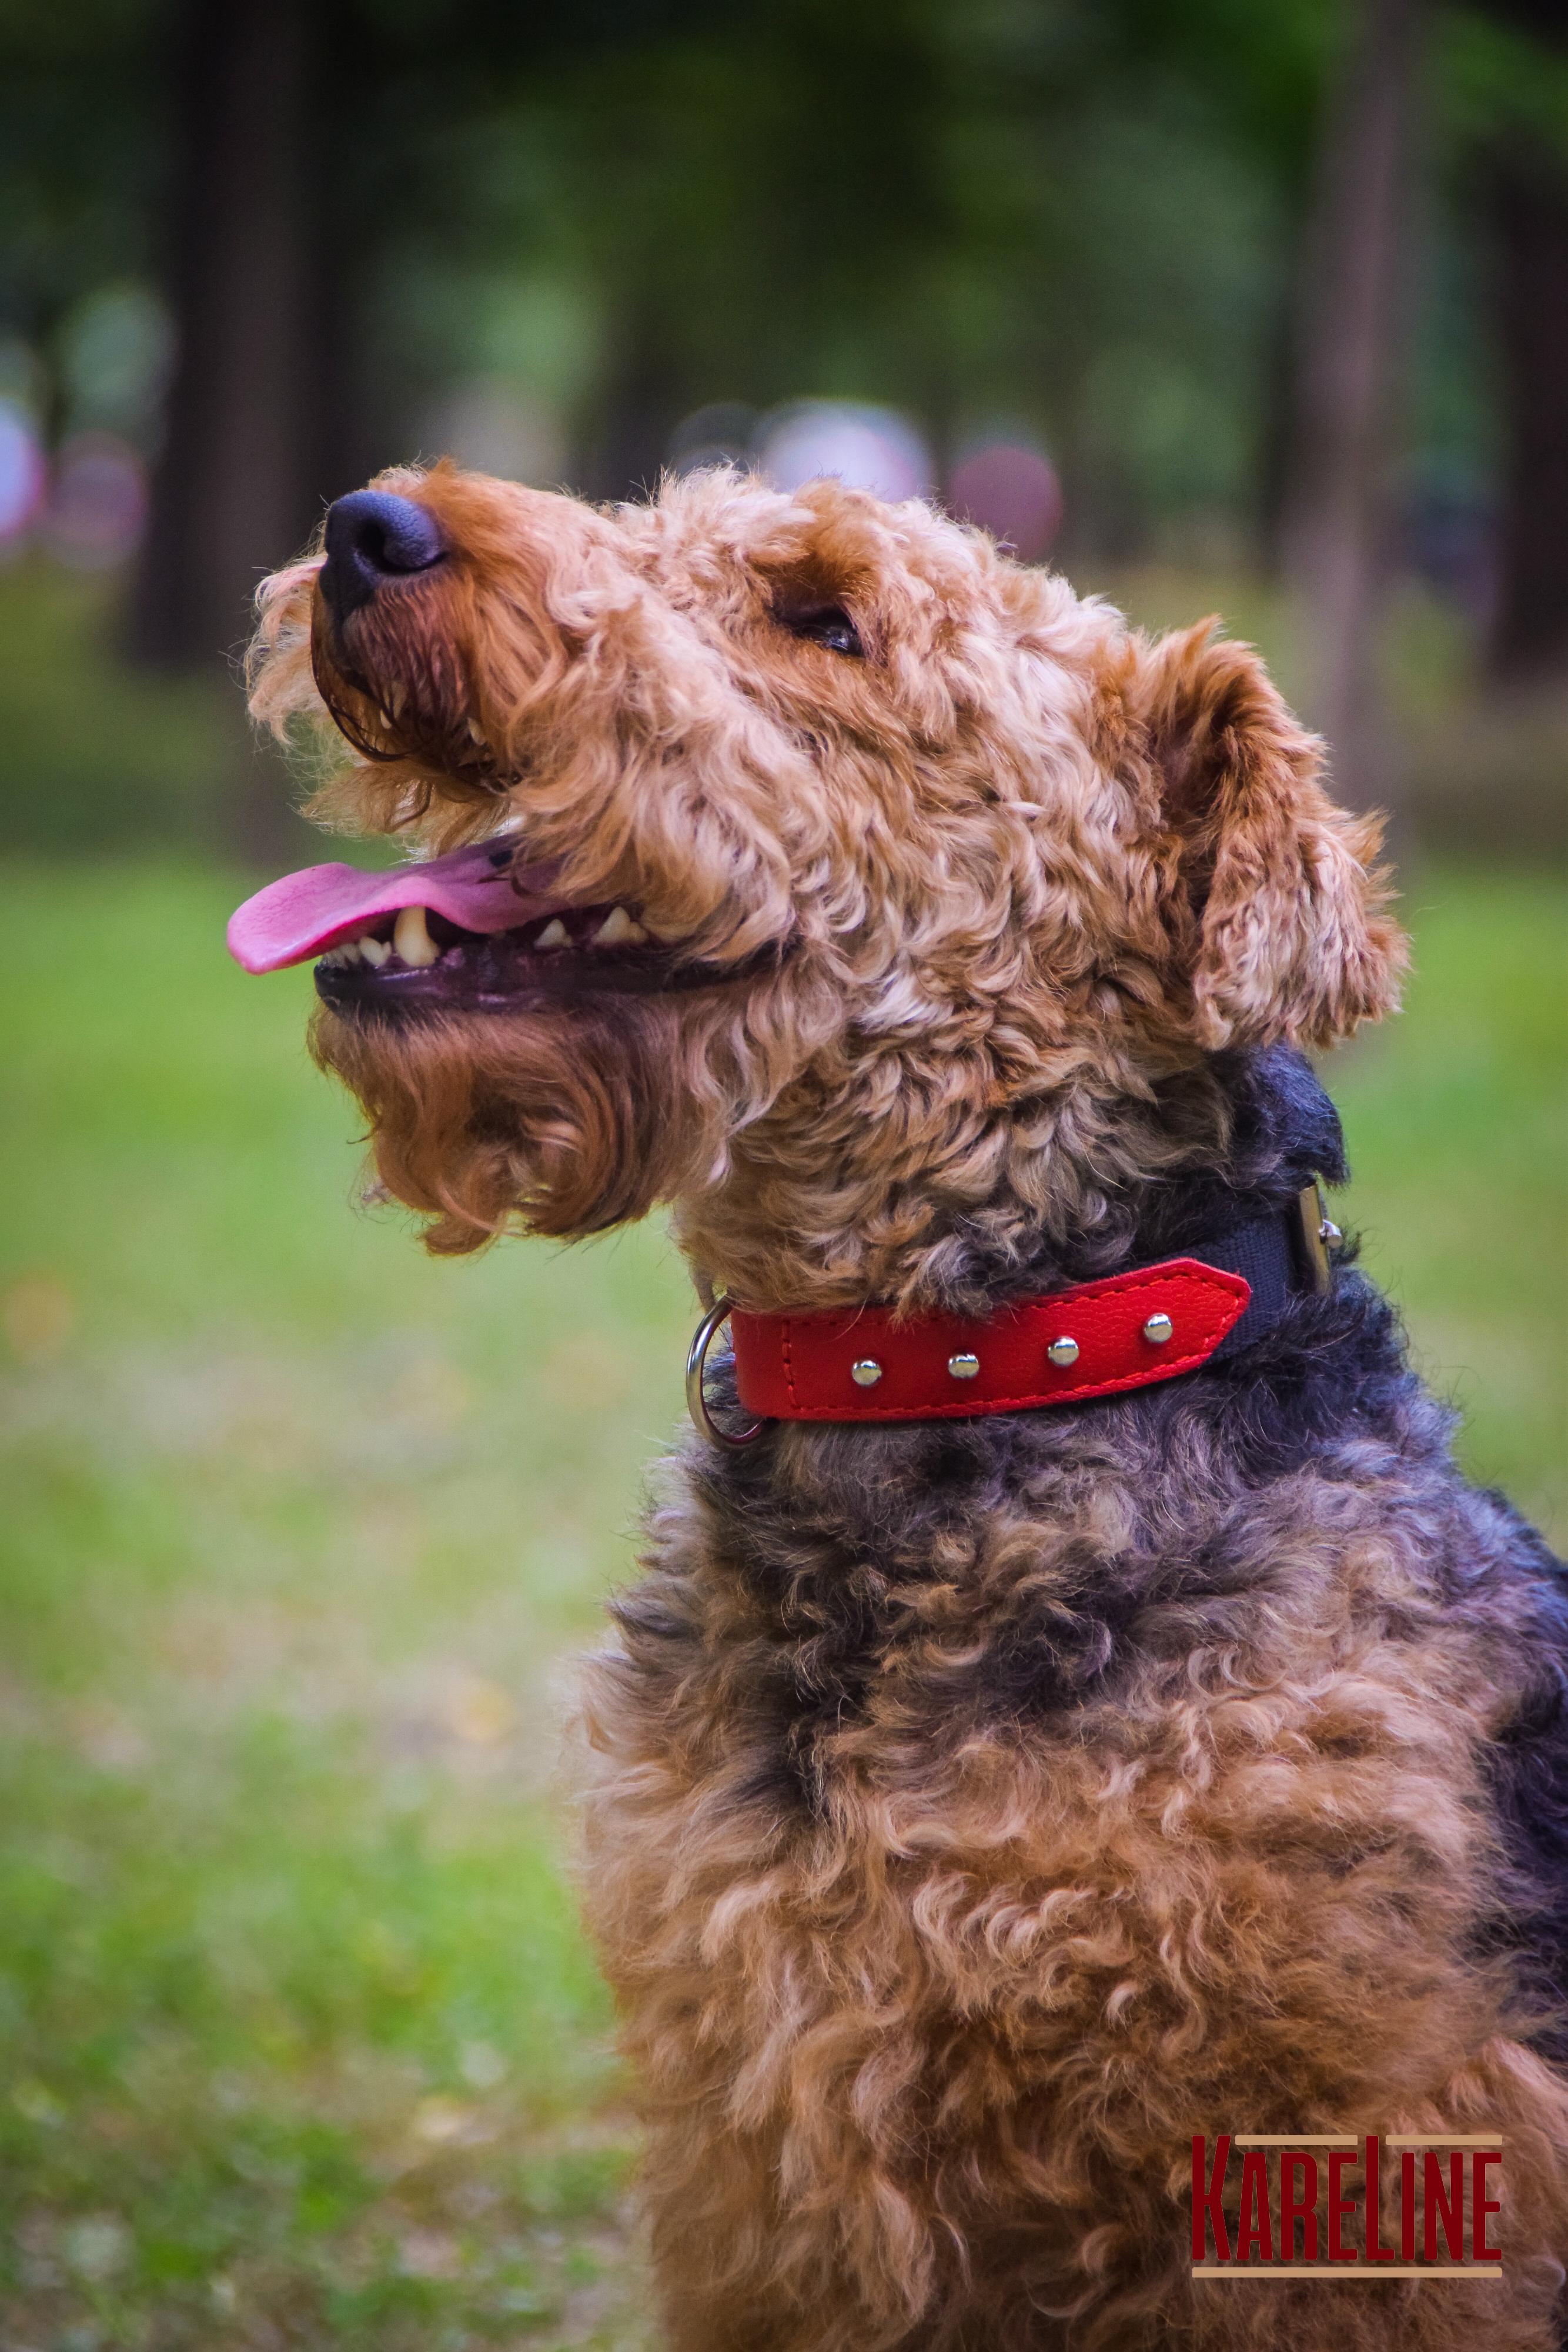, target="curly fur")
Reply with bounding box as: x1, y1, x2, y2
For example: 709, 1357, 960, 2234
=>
248, 462, 1567, 2347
